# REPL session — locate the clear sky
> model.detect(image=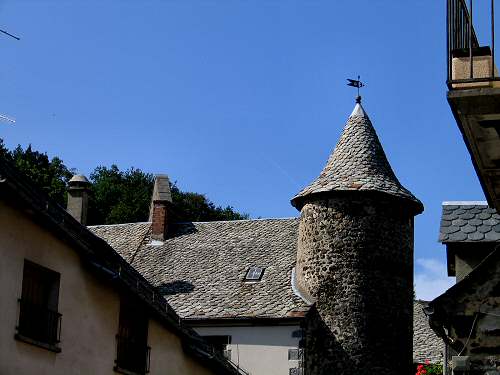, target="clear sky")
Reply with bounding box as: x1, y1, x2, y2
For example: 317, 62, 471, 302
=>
0, 1, 488, 300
